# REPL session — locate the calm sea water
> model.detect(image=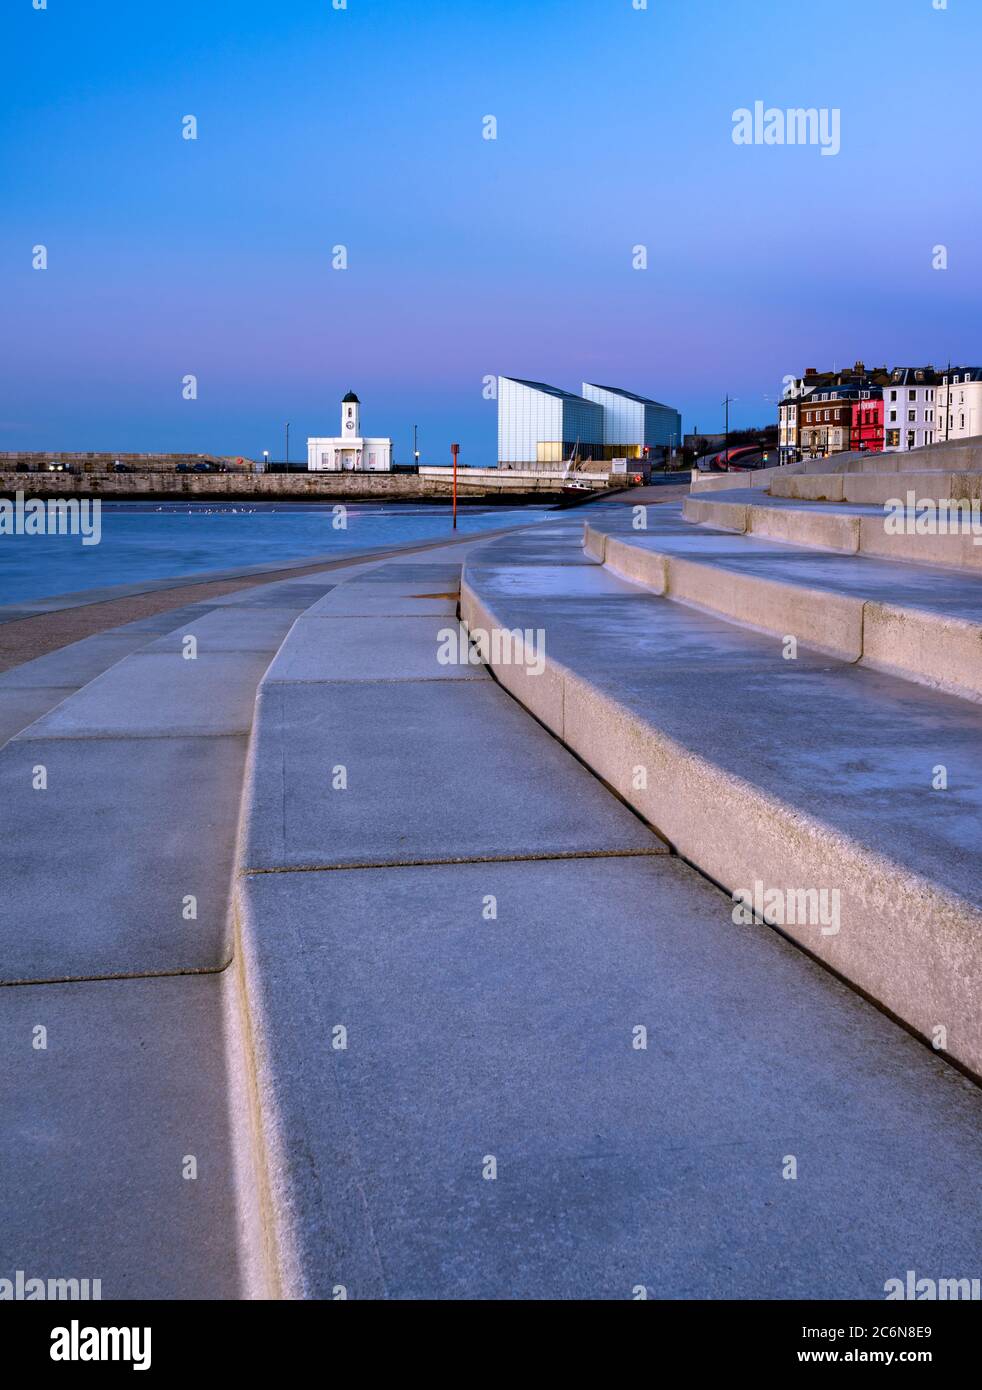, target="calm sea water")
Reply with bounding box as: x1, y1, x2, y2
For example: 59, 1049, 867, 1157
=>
0, 501, 552, 603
